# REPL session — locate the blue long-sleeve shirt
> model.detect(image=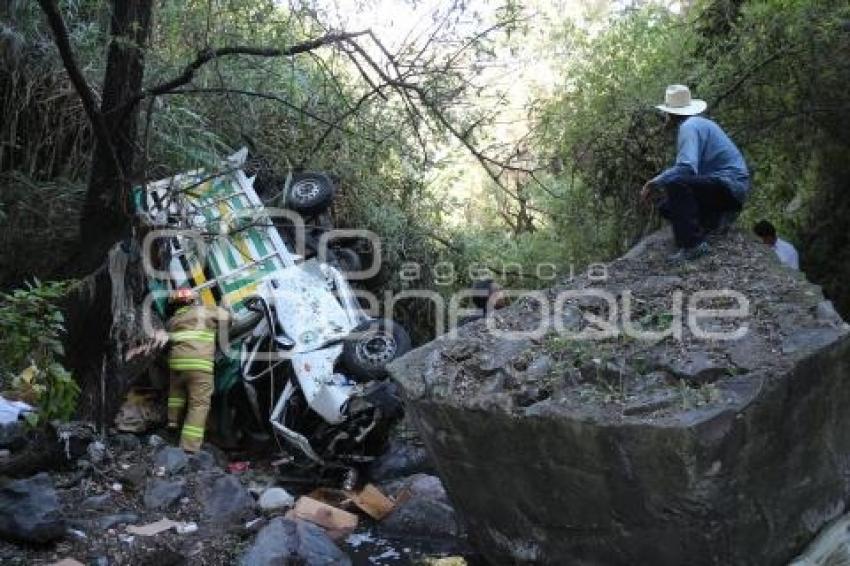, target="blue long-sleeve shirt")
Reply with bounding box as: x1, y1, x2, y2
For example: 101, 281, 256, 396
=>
651, 116, 750, 202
